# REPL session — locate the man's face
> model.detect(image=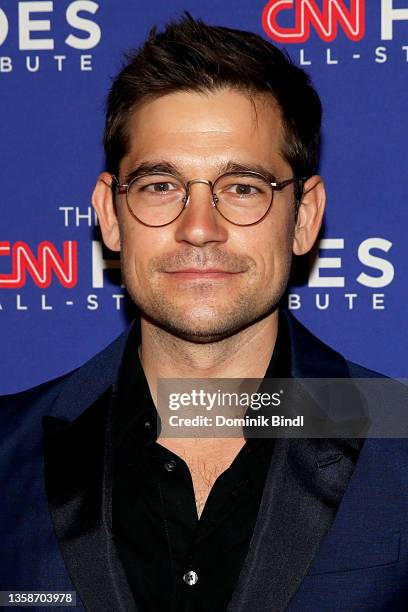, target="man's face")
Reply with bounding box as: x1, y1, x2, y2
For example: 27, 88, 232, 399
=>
101, 89, 307, 342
